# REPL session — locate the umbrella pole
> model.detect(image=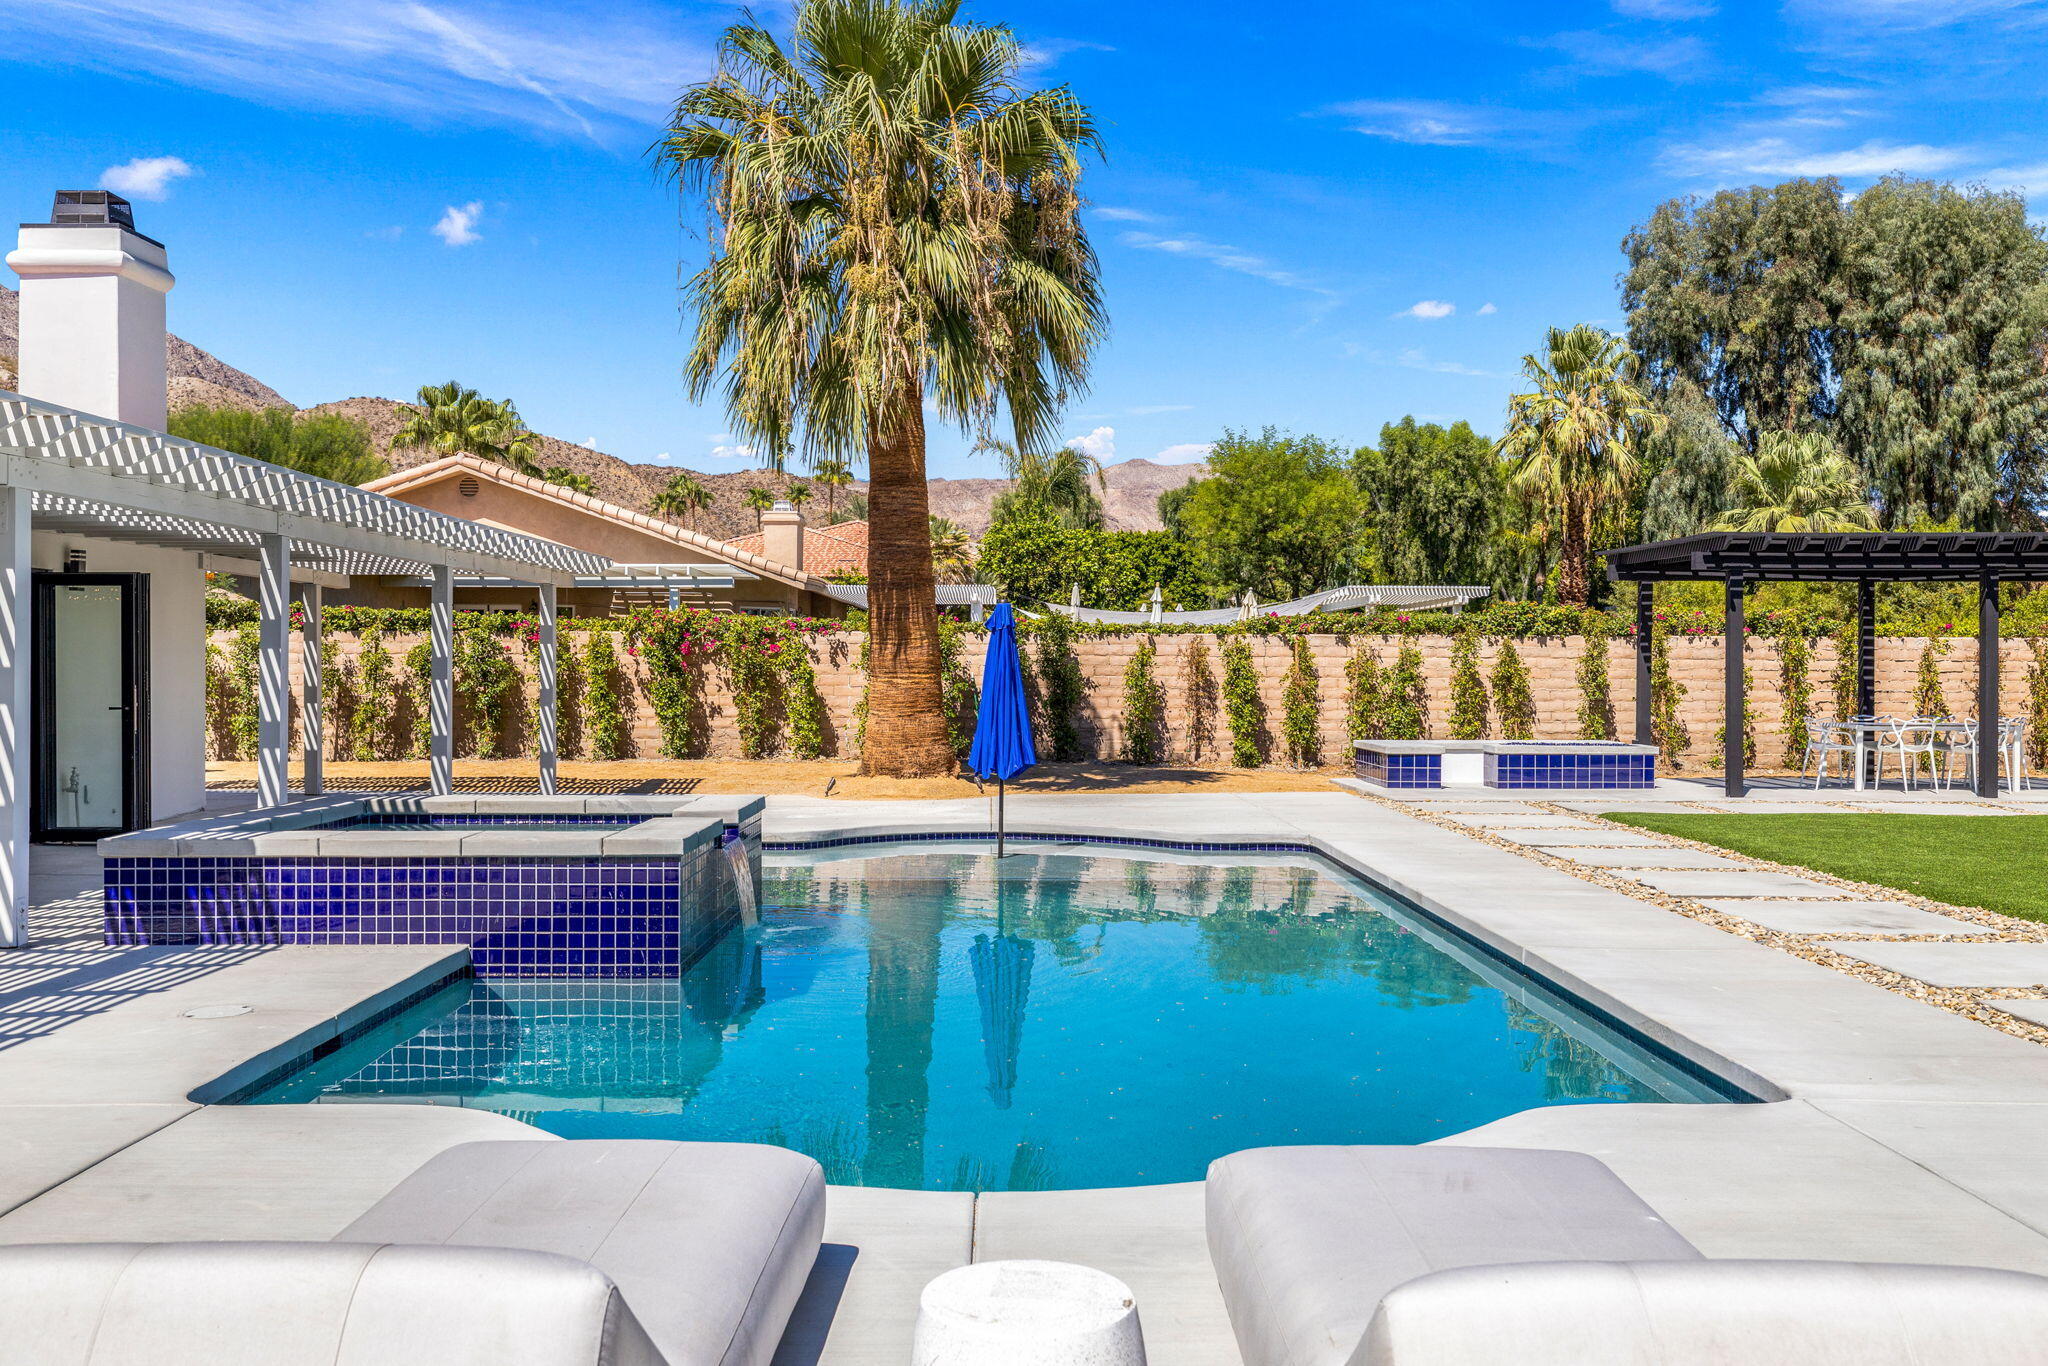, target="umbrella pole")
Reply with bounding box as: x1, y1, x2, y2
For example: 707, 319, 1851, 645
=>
996, 776, 1005, 858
